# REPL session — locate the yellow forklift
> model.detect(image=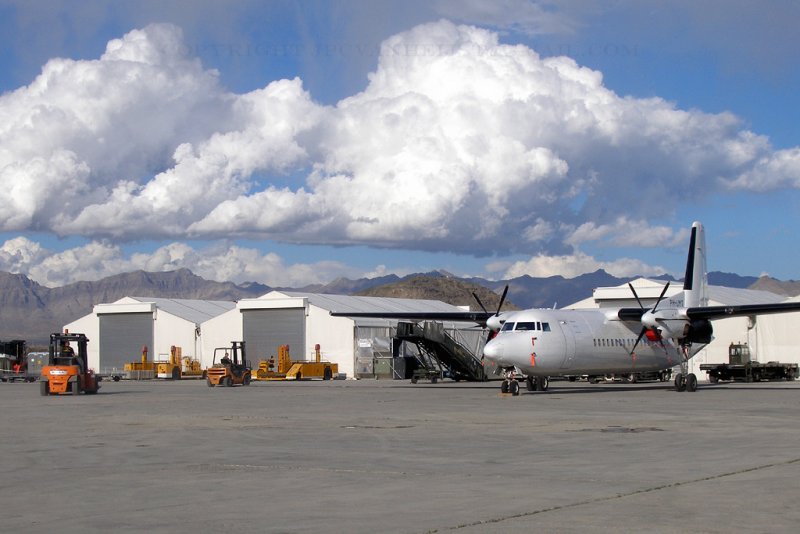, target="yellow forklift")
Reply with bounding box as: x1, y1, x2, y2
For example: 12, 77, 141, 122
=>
206, 341, 251, 387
